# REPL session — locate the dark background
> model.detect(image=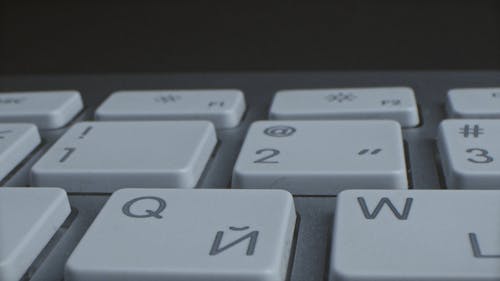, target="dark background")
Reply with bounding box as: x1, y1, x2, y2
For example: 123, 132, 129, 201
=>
1, 1, 500, 74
